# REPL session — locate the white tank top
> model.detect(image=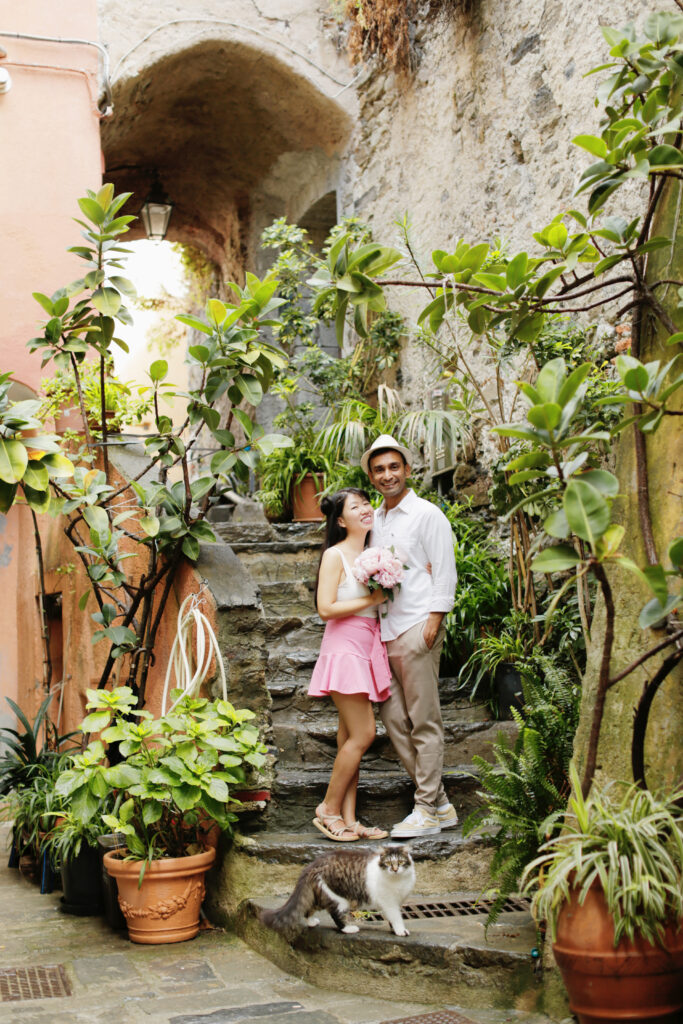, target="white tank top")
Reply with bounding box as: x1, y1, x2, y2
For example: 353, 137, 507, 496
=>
335, 548, 377, 619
